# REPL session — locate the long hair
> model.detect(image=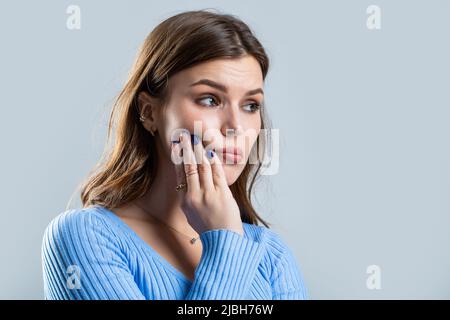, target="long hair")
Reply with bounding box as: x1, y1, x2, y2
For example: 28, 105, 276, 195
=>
78, 9, 273, 227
